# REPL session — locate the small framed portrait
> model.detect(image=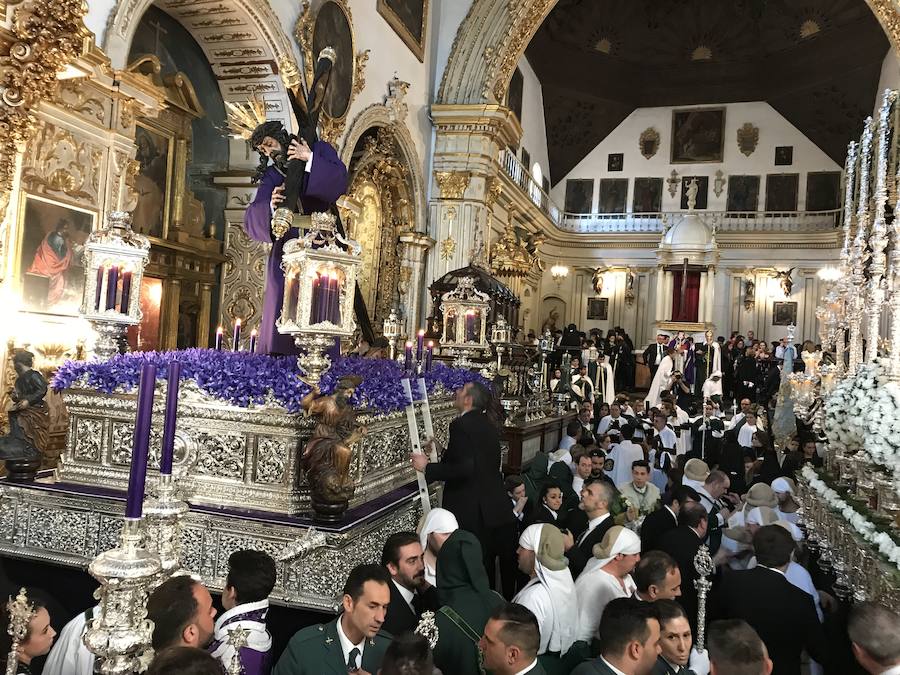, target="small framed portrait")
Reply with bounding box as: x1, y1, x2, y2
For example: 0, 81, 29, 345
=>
598, 178, 628, 213
773, 301, 798, 326
775, 146, 794, 166
680, 176, 709, 209
133, 123, 174, 238
633, 177, 663, 213
671, 107, 726, 163
565, 179, 594, 214
607, 153, 624, 172
765, 174, 799, 211
377, 0, 429, 62
587, 297, 609, 321
17, 194, 95, 316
